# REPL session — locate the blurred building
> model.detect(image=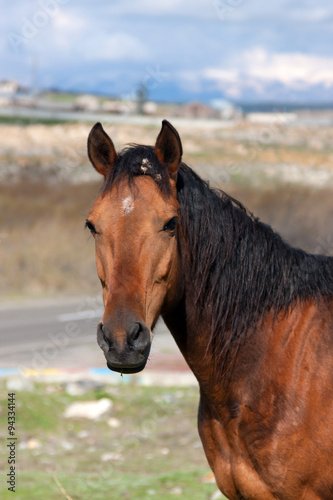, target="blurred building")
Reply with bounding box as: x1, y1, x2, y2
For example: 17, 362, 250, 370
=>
175, 101, 220, 119
210, 99, 243, 120
0, 80, 20, 107
74, 94, 100, 112
0, 80, 19, 95
173, 99, 242, 120
102, 99, 136, 114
